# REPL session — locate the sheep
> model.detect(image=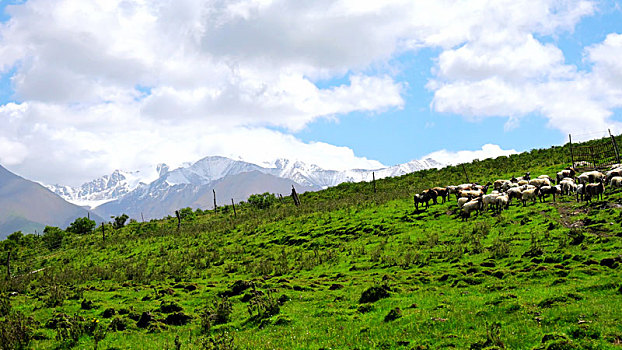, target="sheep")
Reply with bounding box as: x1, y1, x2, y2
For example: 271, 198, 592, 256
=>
493, 179, 511, 192
495, 193, 509, 212
556, 167, 576, 183
511, 172, 531, 183
431, 187, 448, 204
458, 189, 484, 198
575, 184, 587, 202
482, 193, 499, 211
559, 178, 576, 196
461, 196, 483, 221
529, 178, 552, 188
506, 187, 523, 204
538, 185, 561, 202
586, 180, 605, 202
446, 186, 459, 200
577, 171, 605, 184
503, 182, 519, 191
537, 174, 555, 184
414, 190, 435, 211
605, 167, 622, 182
518, 180, 529, 186
457, 196, 472, 209
421, 189, 438, 205
609, 176, 622, 190
520, 186, 540, 206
